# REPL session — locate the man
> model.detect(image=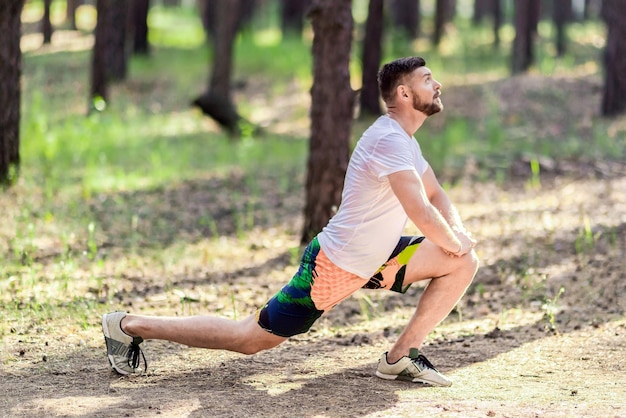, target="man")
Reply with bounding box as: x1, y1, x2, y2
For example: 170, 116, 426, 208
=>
102, 56, 478, 387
